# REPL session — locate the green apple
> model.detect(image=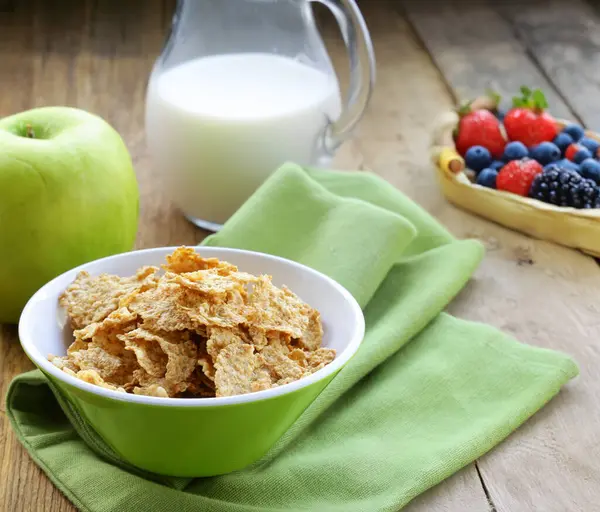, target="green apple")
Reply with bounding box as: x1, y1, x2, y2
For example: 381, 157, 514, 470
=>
0, 107, 139, 324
